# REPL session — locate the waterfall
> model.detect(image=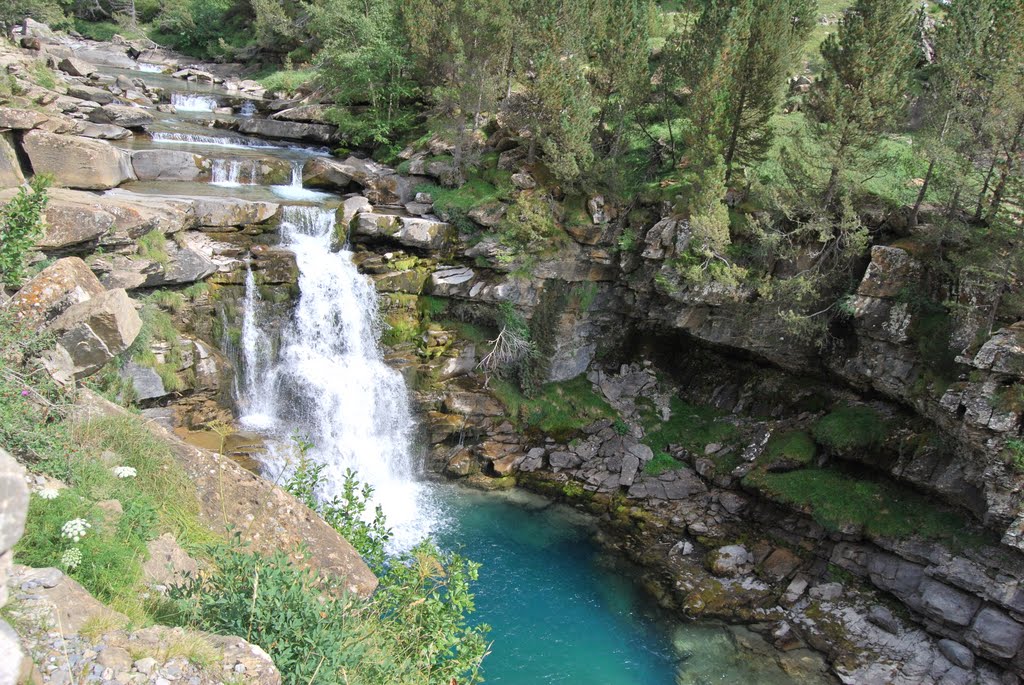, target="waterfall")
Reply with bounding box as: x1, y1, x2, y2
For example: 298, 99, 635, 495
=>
171, 93, 219, 112
238, 206, 438, 548
270, 160, 334, 202
211, 159, 258, 186
136, 62, 165, 73
239, 101, 257, 117
152, 131, 330, 155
